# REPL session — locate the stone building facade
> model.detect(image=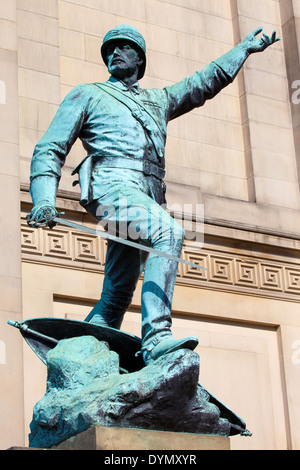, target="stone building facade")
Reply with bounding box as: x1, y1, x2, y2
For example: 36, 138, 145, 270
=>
1, 0, 300, 450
